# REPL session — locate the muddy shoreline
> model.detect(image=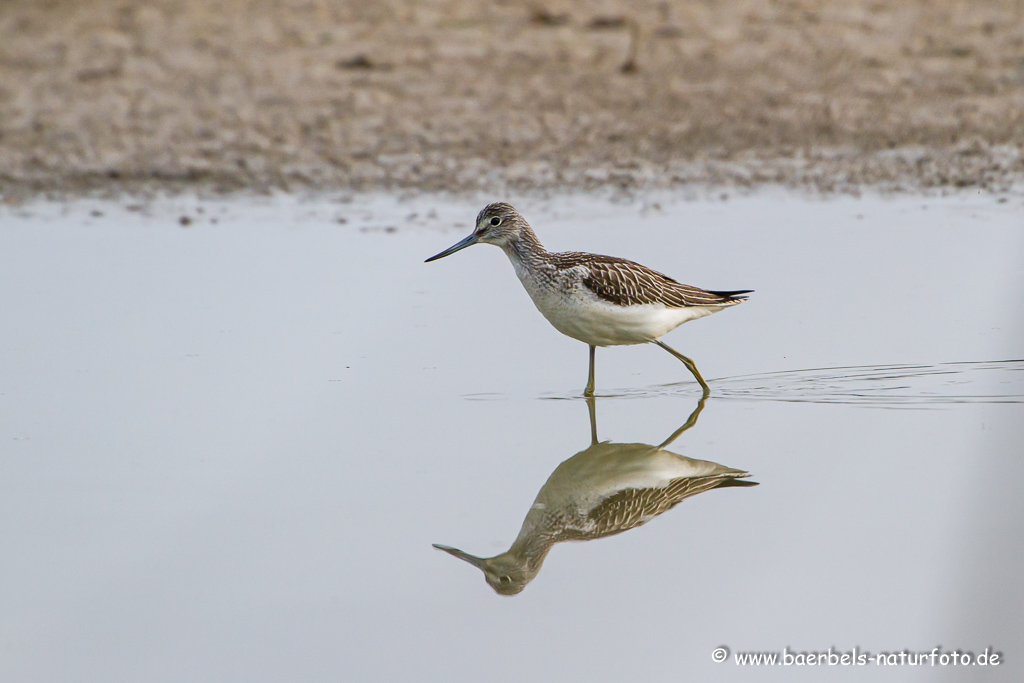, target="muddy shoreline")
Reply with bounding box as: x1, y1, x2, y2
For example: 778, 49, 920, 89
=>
2, 0, 1023, 200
